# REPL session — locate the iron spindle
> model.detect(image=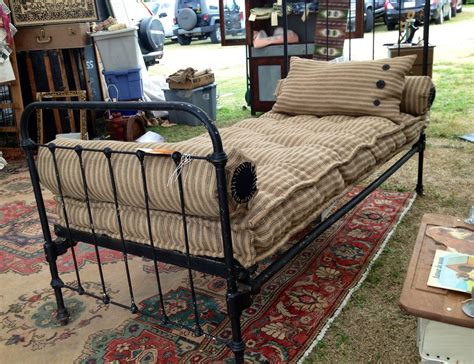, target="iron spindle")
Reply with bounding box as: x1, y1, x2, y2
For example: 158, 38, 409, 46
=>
372, 0, 376, 60
173, 152, 203, 337
104, 148, 138, 313
75, 146, 110, 304
48, 144, 84, 294
136, 150, 169, 323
